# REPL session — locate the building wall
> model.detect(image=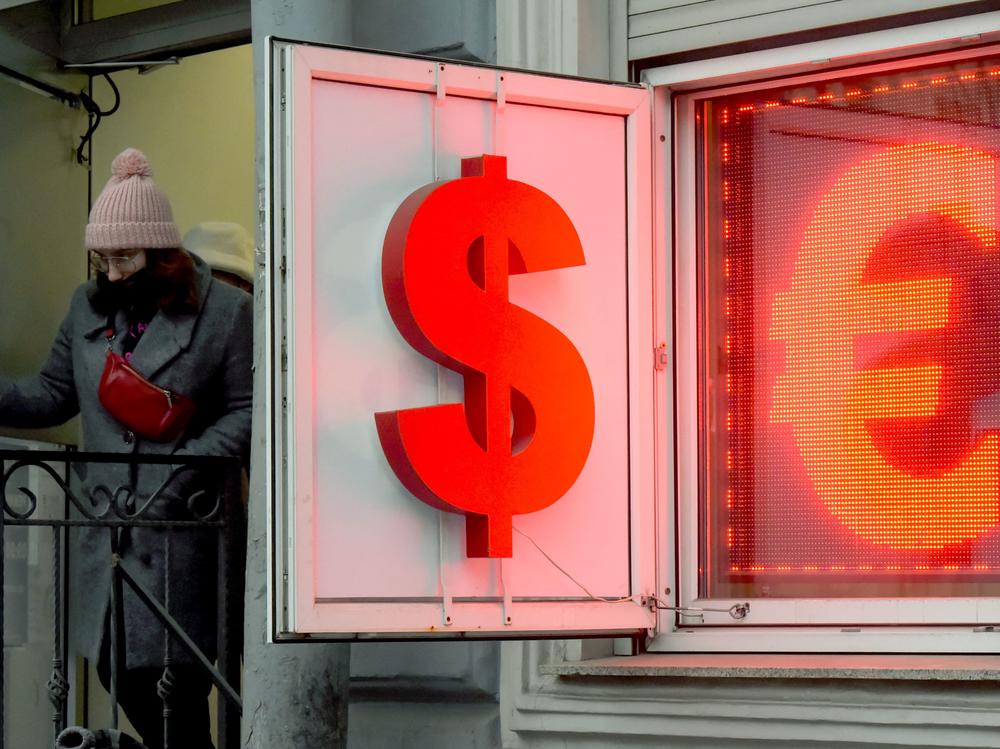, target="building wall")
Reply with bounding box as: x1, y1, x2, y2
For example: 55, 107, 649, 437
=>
627, 0, 985, 59
0, 24, 86, 749
0, 31, 88, 447
349, 641, 501, 749
352, 0, 496, 62
501, 643, 1000, 748
246, 3, 352, 748
91, 44, 255, 243
497, 0, 628, 80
